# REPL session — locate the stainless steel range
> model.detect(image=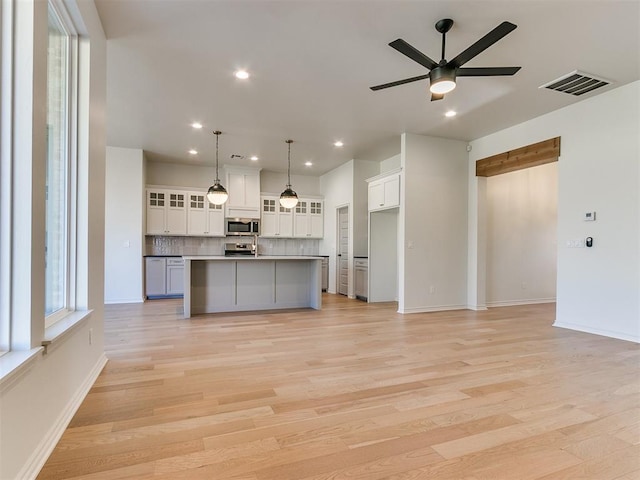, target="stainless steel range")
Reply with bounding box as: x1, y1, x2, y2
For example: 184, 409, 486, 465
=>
224, 242, 256, 257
